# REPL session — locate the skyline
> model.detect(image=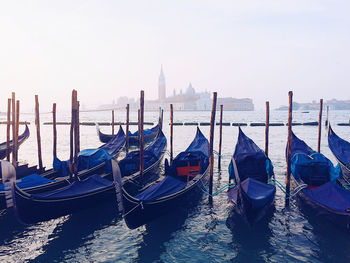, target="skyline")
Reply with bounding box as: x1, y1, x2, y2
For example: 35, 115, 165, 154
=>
0, 1, 349, 112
